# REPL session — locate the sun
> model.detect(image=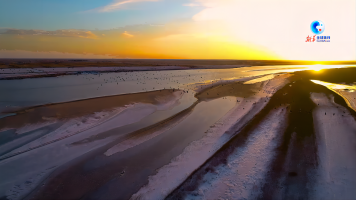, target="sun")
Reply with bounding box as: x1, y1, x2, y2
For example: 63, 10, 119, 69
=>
310, 64, 324, 71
